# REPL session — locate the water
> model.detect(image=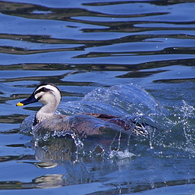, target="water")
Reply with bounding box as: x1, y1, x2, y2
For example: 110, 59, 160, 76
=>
0, 0, 195, 194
